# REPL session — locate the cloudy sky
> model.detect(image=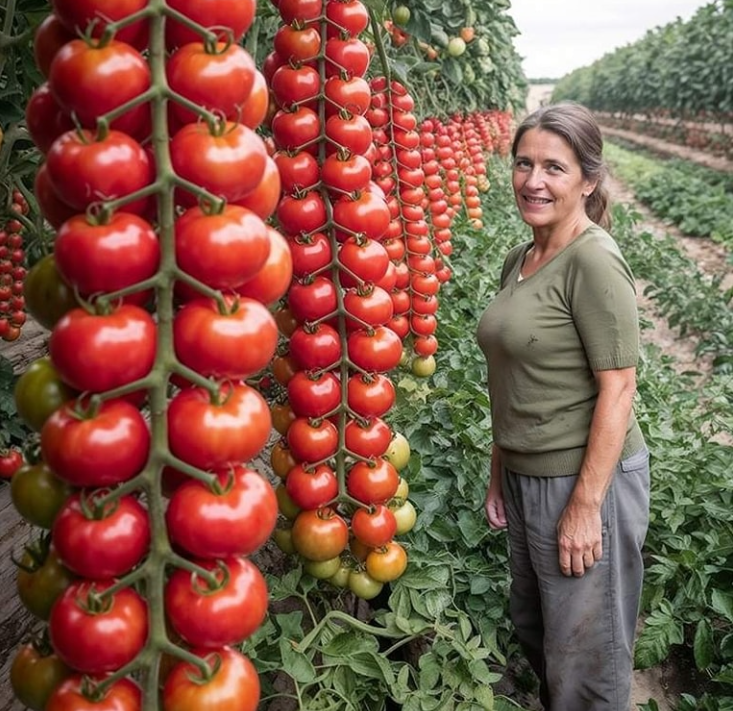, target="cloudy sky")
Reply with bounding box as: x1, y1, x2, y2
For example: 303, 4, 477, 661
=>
509, 0, 708, 79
